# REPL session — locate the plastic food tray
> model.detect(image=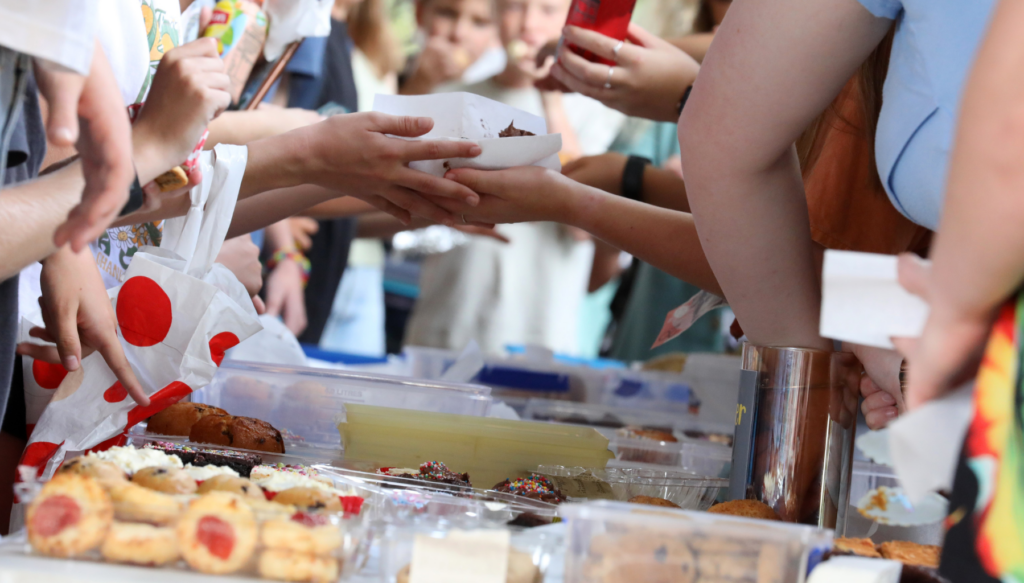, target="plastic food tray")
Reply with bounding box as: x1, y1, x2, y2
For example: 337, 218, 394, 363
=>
190, 360, 493, 449
125, 428, 345, 467
536, 465, 726, 510
561, 500, 833, 583
523, 399, 735, 444
12, 470, 369, 582
609, 434, 732, 478
378, 524, 561, 583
